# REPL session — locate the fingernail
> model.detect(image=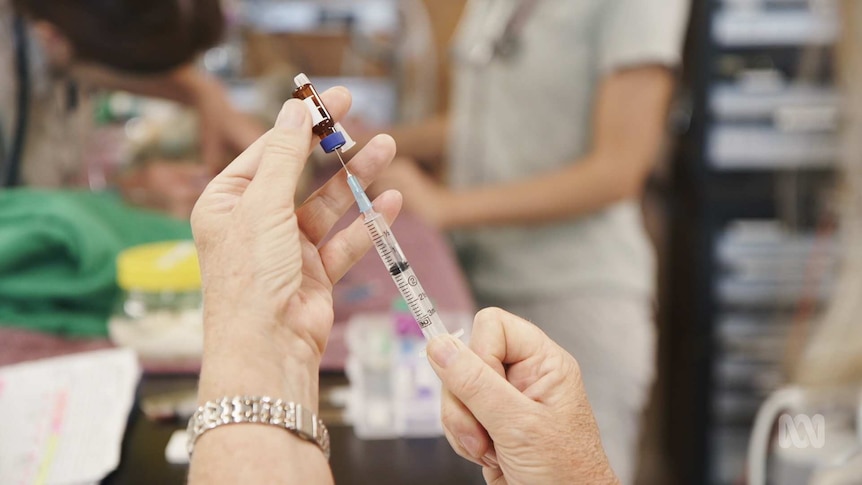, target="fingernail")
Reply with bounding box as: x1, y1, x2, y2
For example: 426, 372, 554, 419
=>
459, 435, 481, 459
276, 99, 306, 128
427, 335, 459, 368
